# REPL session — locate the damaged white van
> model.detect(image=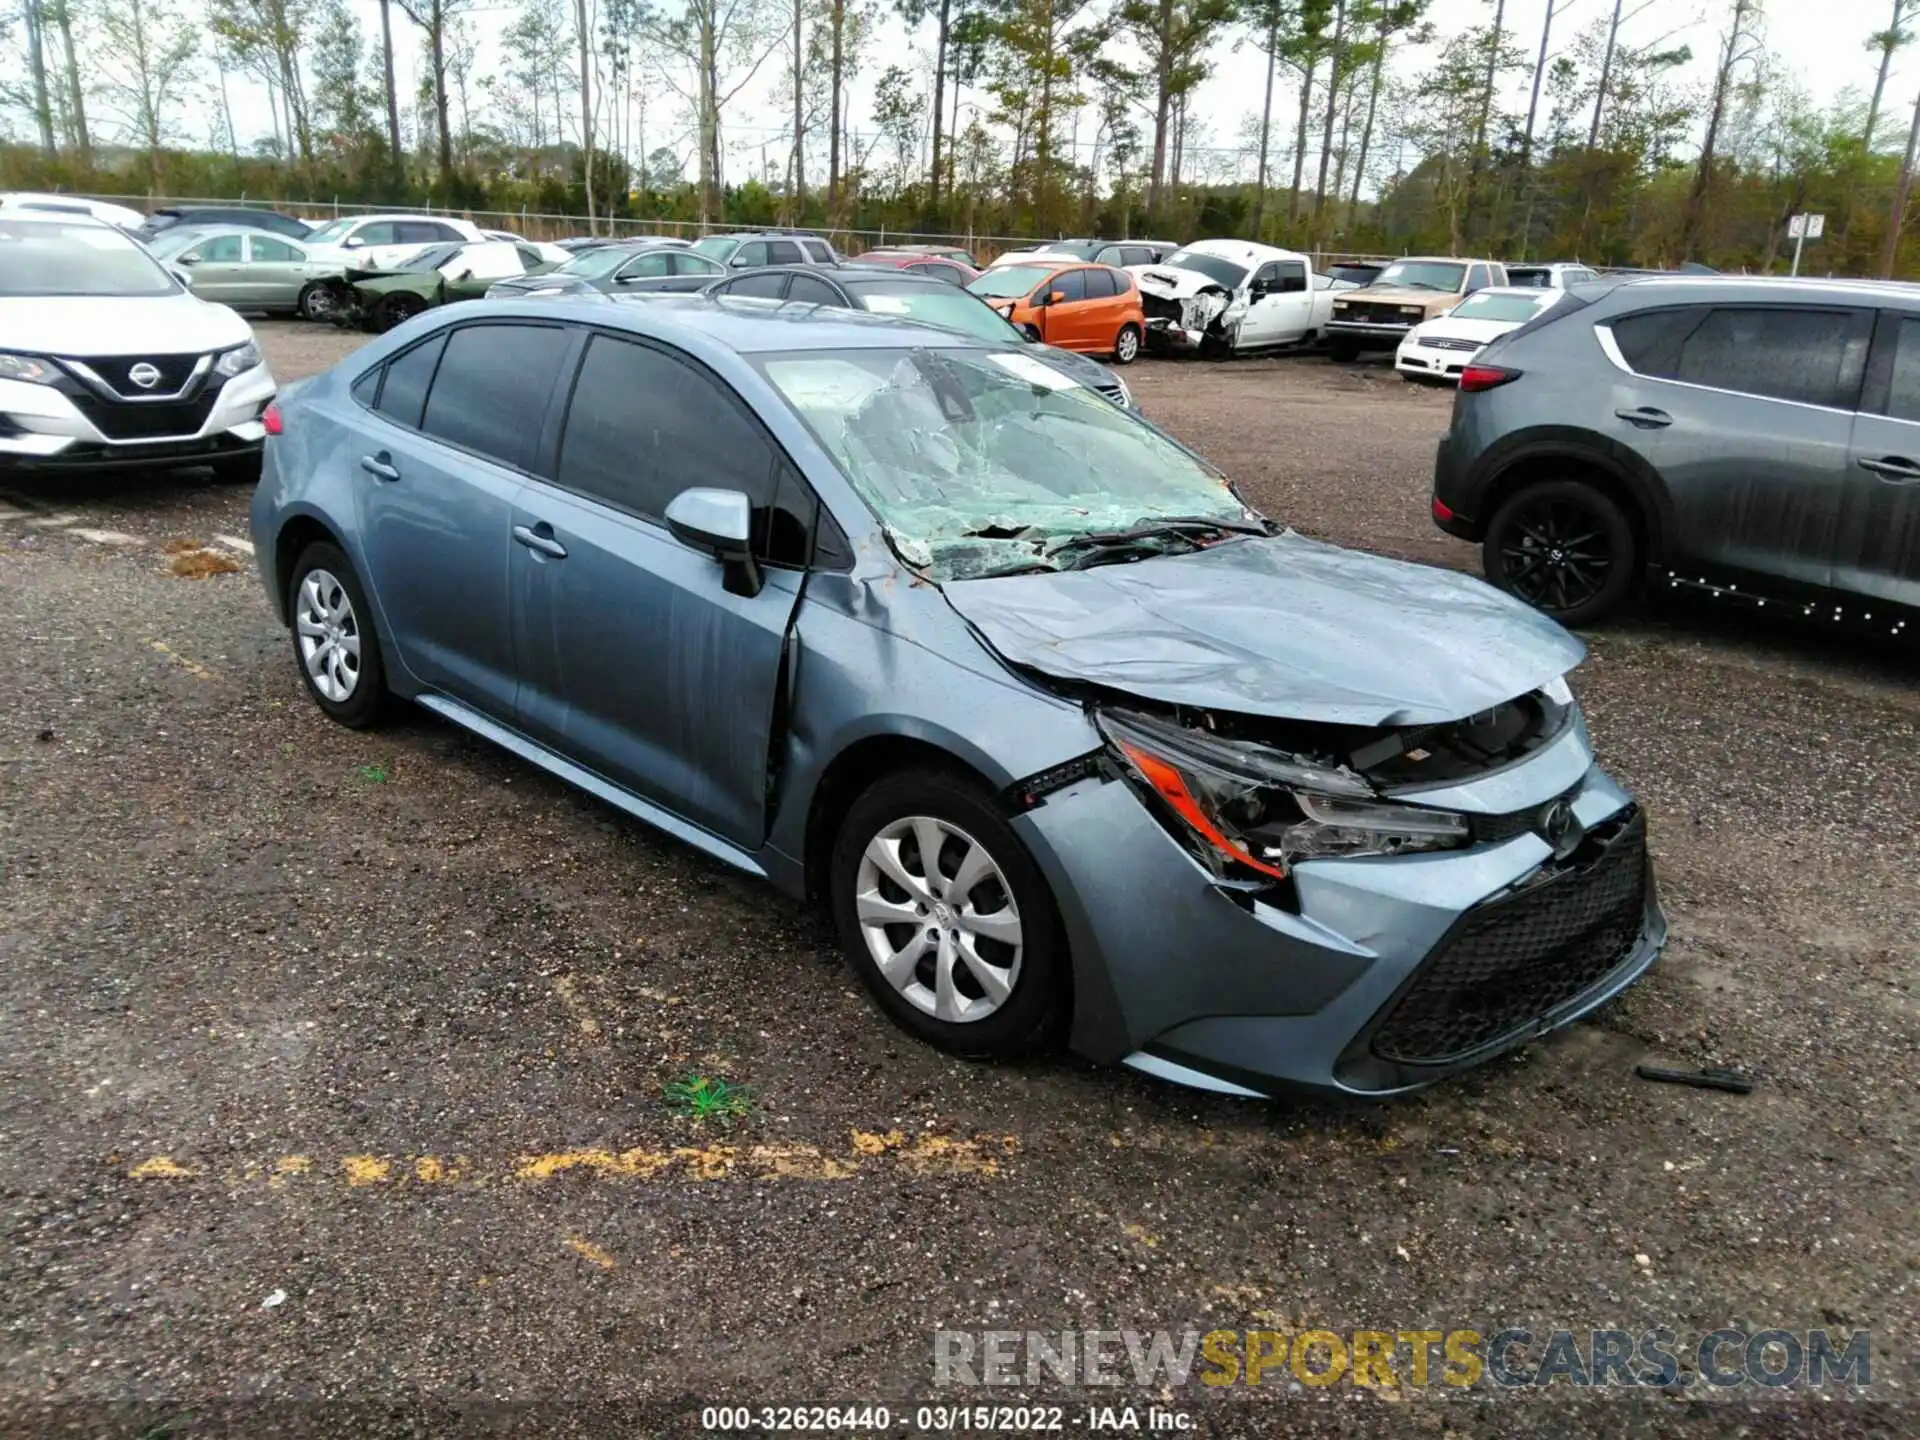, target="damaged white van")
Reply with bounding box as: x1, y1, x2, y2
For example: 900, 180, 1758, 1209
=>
1128, 240, 1341, 356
